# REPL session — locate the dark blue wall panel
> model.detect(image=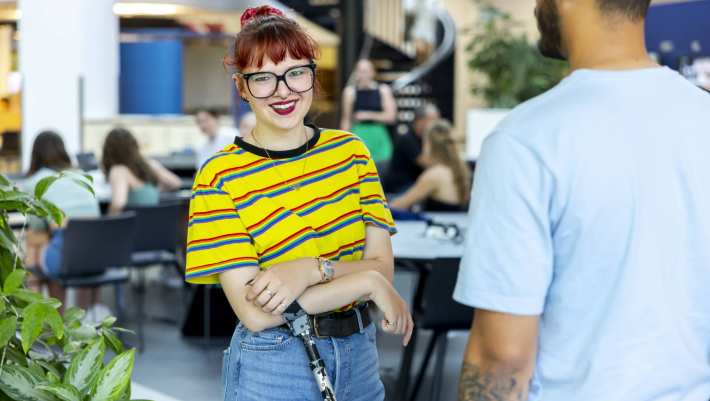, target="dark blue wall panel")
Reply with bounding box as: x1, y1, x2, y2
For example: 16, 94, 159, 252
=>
120, 32, 183, 114
646, 0, 710, 68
